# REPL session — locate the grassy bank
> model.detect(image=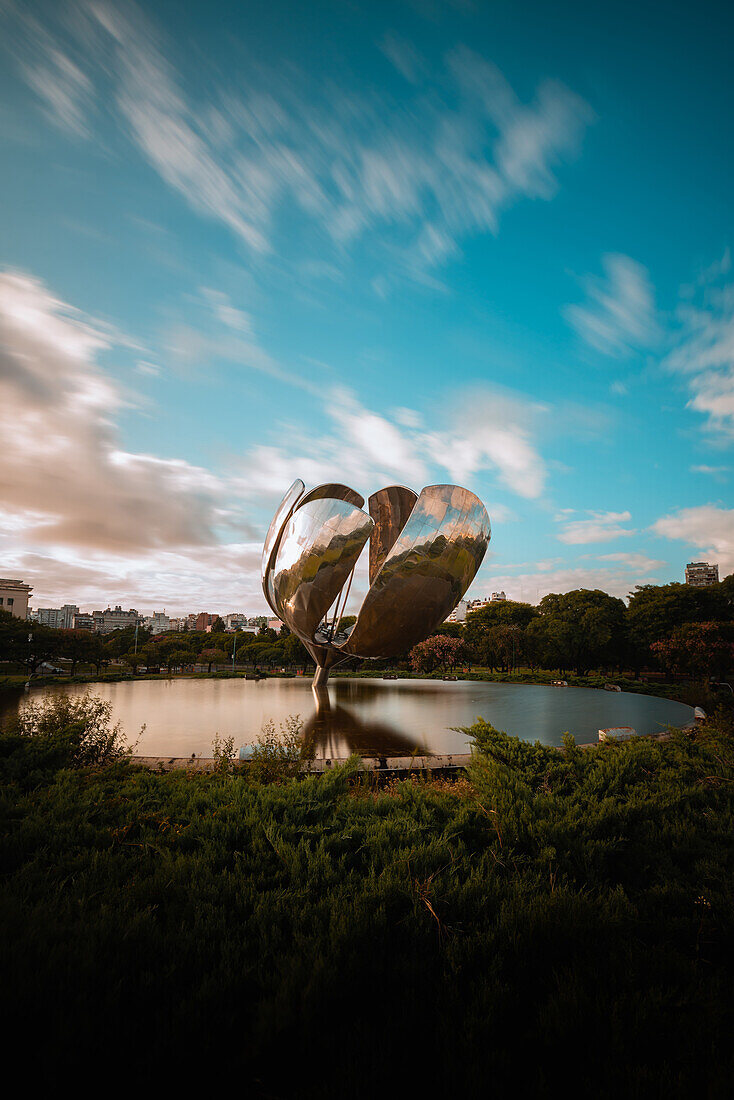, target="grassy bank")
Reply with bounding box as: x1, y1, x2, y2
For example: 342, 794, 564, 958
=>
1, 696, 733, 1095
